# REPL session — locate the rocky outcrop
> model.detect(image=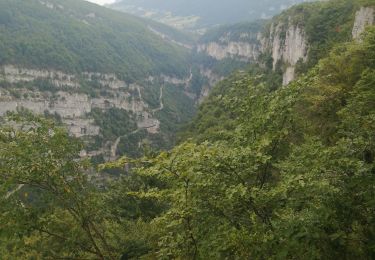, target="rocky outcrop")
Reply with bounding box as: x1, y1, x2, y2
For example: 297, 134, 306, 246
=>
200, 68, 224, 87
0, 88, 160, 136
198, 68, 225, 103
197, 41, 261, 61
0, 92, 89, 118
83, 72, 127, 89
2, 65, 131, 90
0, 65, 167, 137
196, 29, 264, 61
65, 119, 100, 137
352, 7, 374, 39
2, 65, 80, 88
197, 19, 308, 85
265, 21, 308, 85
282, 66, 296, 86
